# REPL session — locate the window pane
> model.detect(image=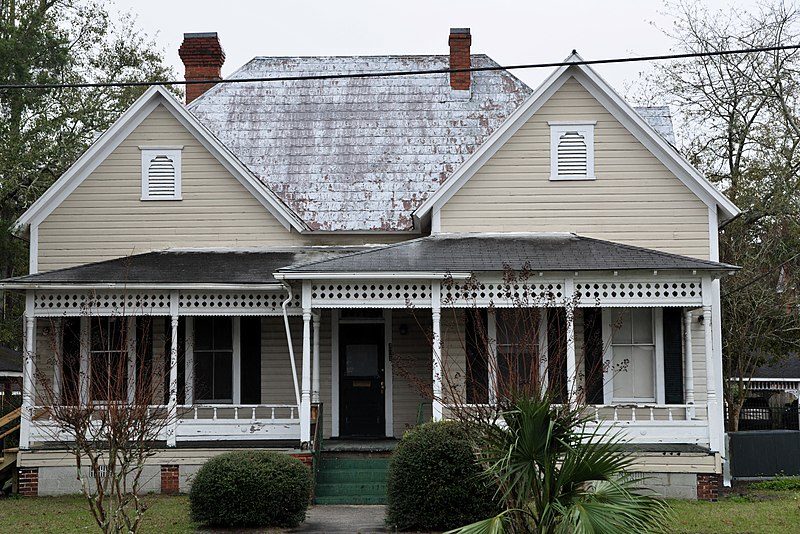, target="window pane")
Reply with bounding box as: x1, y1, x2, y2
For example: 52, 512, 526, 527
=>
194, 352, 214, 401
345, 345, 379, 376
612, 346, 634, 398
213, 352, 233, 401
631, 346, 655, 398
632, 309, 653, 344
194, 317, 213, 350
213, 318, 233, 350
611, 310, 632, 344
